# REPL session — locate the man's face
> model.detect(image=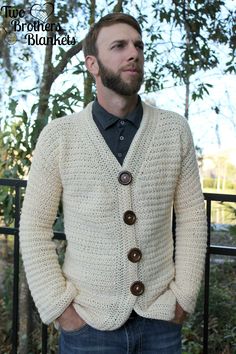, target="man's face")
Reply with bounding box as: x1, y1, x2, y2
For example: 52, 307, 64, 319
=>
95, 23, 144, 96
